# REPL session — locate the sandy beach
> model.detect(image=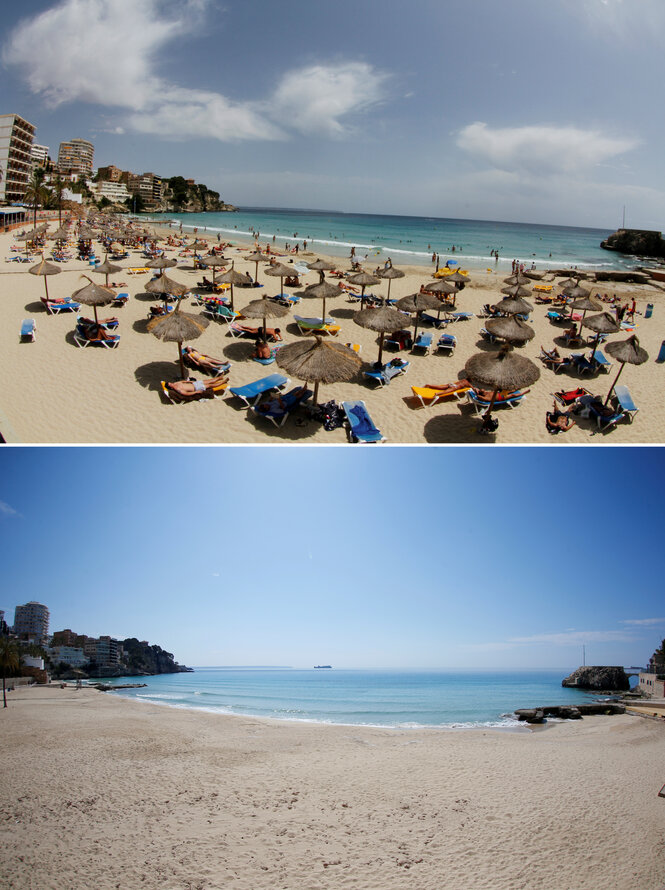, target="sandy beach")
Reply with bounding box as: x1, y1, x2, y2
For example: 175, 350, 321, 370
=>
1, 224, 664, 444
0, 685, 663, 890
